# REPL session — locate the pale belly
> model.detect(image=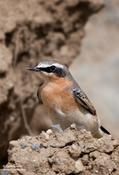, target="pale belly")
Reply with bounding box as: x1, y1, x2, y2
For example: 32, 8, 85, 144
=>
42, 99, 74, 129
43, 99, 98, 132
